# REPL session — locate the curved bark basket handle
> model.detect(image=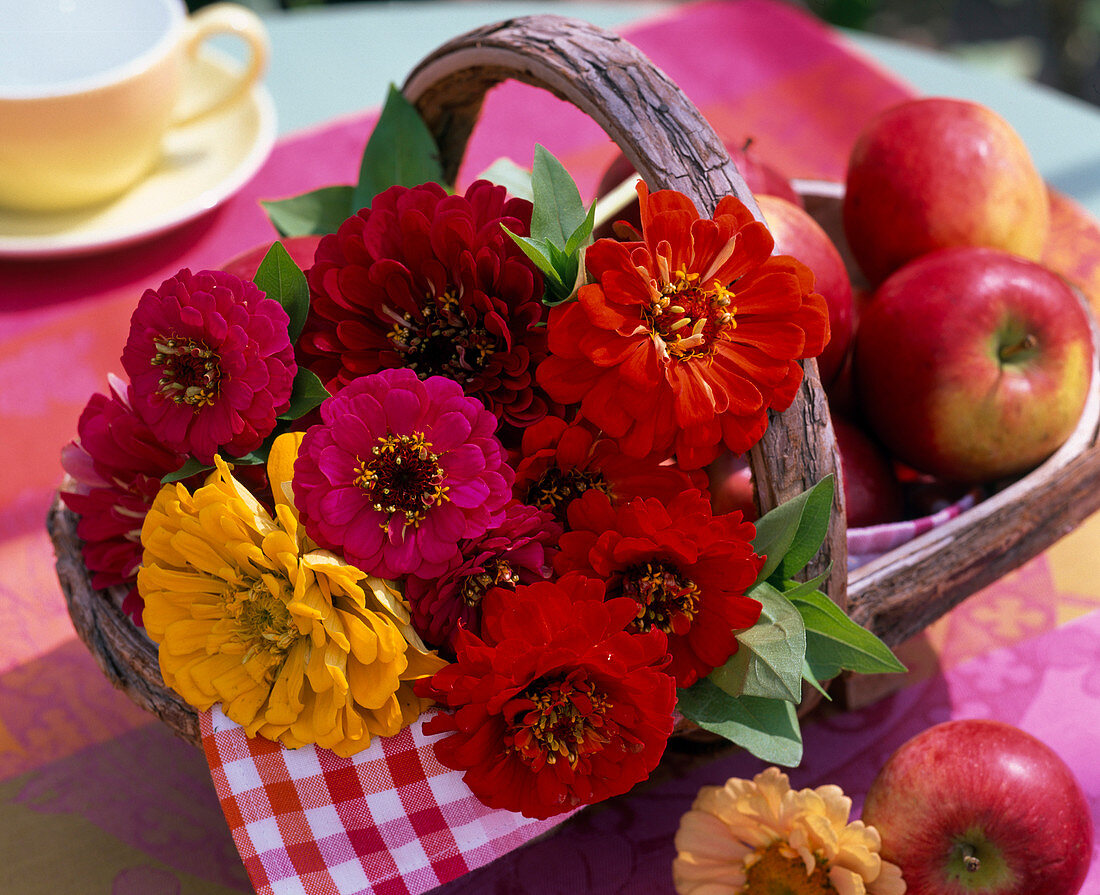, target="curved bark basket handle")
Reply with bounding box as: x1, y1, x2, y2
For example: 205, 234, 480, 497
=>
403, 15, 848, 604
